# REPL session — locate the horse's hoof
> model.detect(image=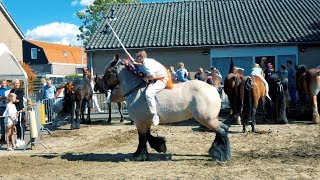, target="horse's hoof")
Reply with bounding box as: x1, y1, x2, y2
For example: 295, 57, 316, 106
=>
209, 135, 231, 162
120, 119, 124, 123
106, 120, 111, 124
133, 150, 149, 161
